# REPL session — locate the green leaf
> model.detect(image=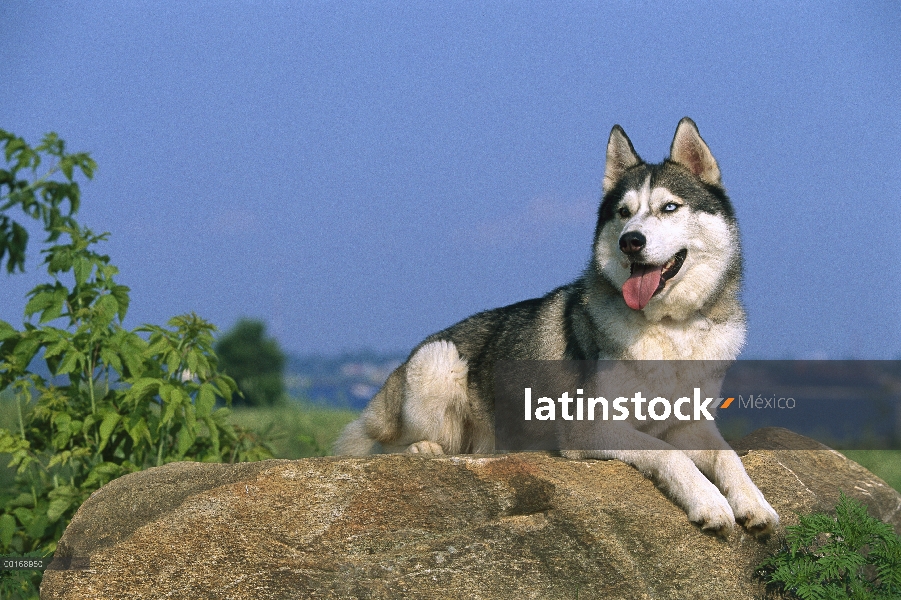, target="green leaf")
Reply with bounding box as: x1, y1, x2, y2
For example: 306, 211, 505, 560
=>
165, 350, 181, 377
82, 413, 97, 433
172, 386, 188, 407
56, 349, 83, 375
112, 284, 130, 321
120, 341, 145, 377
97, 411, 121, 452
79, 153, 97, 179
82, 462, 123, 490
42, 337, 69, 359
60, 156, 74, 180
46, 245, 74, 273
158, 382, 173, 404
145, 335, 171, 357
0, 513, 16, 548
53, 412, 72, 429
73, 256, 92, 287
6, 493, 34, 510
161, 401, 176, 426
0, 319, 17, 341
214, 375, 237, 400
124, 412, 151, 447
757, 491, 901, 598
196, 383, 216, 418
12, 335, 41, 368
0, 431, 29, 459
100, 346, 123, 374
52, 413, 73, 448
93, 294, 119, 327
128, 377, 160, 401
25, 513, 48, 539
47, 451, 71, 470
192, 354, 211, 380
185, 352, 199, 380
46, 496, 74, 523
177, 425, 195, 458
36, 286, 68, 324
12, 508, 32, 527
